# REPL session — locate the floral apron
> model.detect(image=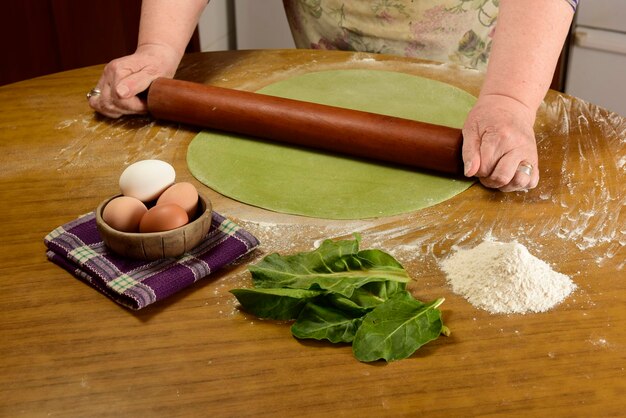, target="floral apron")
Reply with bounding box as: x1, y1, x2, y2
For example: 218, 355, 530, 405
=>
282, 0, 501, 70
